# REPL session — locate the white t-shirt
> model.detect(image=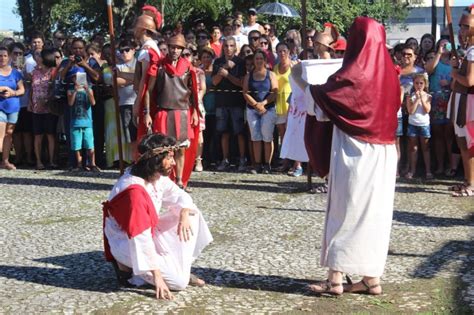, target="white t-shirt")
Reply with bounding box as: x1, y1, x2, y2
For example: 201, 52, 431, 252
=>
243, 23, 261, 36
408, 92, 431, 126
232, 34, 249, 51
117, 59, 137, 106
24, 54, 36, 74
